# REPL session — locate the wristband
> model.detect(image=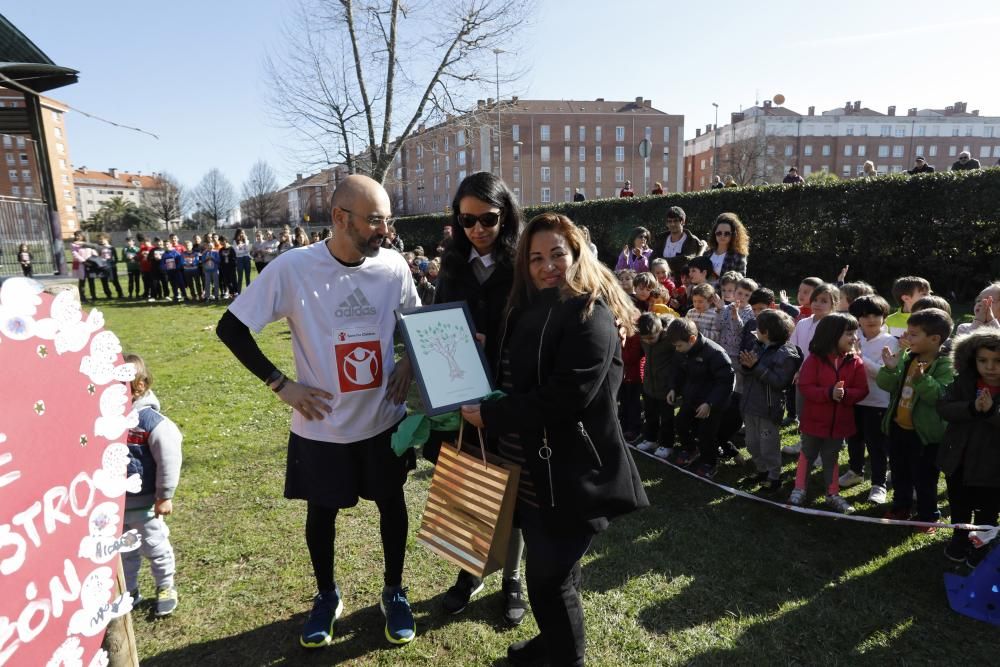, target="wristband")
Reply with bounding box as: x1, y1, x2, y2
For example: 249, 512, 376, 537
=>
272, 376, 289, 393
265, 369, 283, 386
